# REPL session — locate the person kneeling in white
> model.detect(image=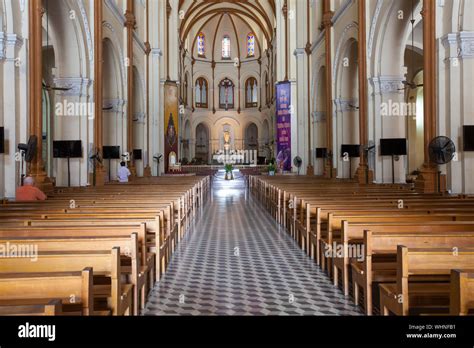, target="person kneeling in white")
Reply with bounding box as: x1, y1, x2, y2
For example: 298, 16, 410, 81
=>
117, 161, 131, 183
